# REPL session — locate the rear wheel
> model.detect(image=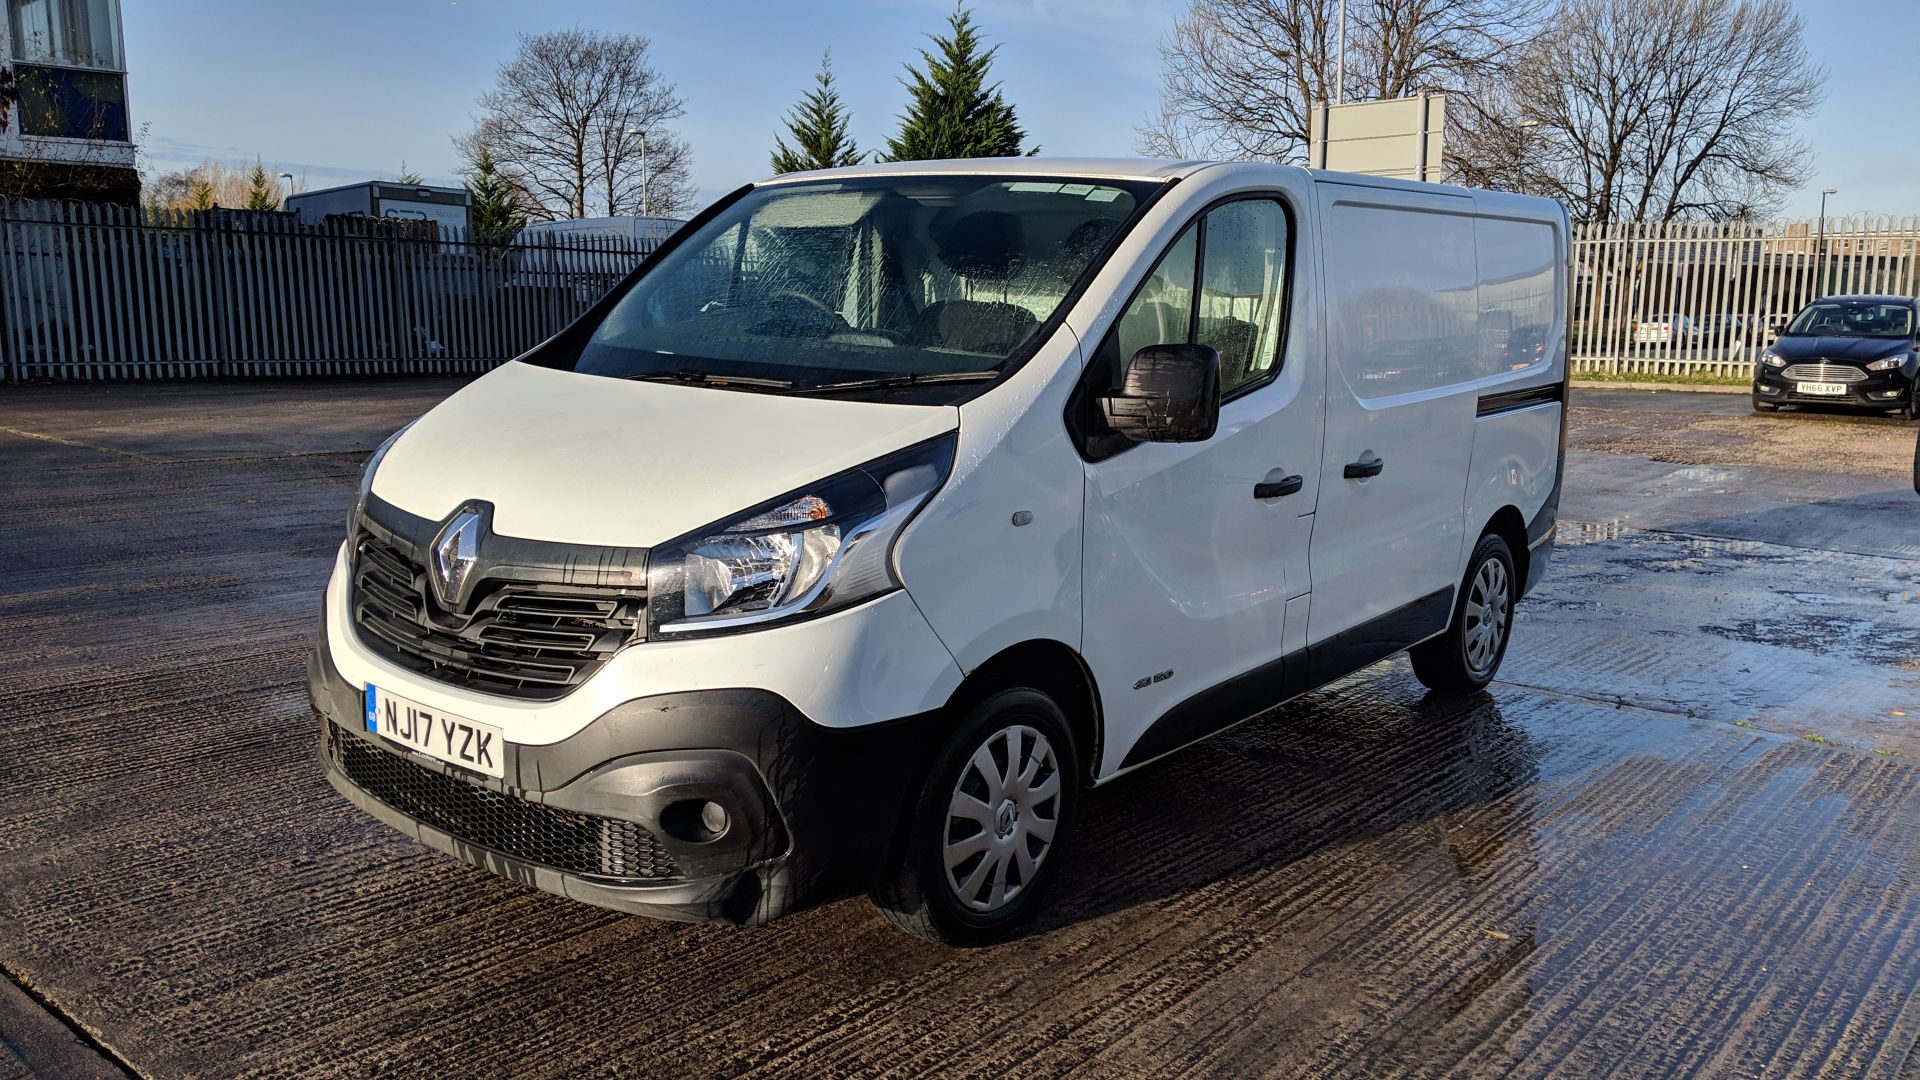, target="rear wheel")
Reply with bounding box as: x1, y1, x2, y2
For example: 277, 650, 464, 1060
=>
1411, 533, 1516, 695
871, 688, 1080, 946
